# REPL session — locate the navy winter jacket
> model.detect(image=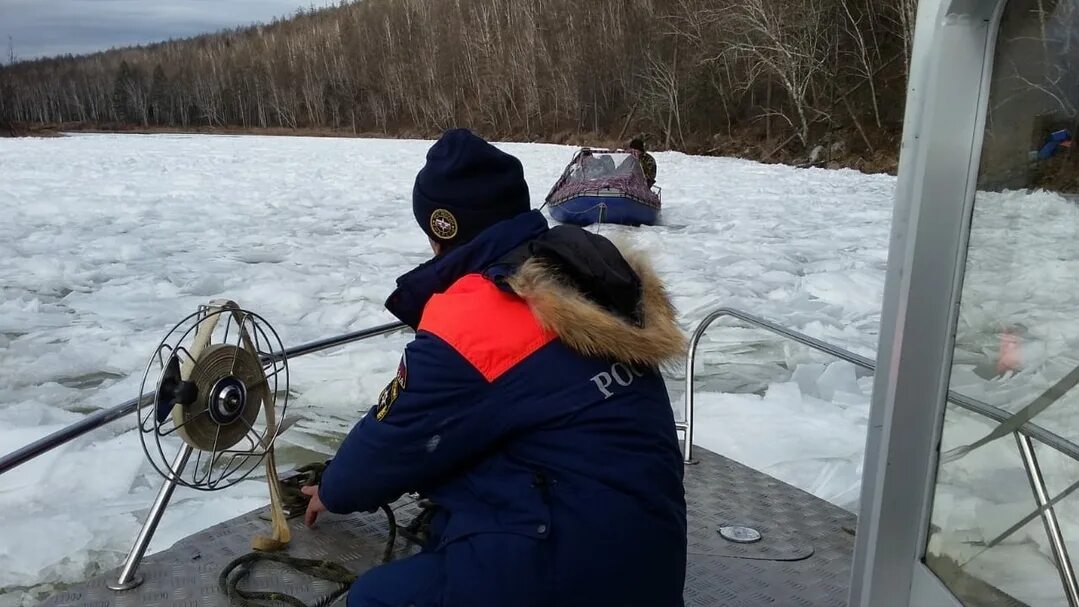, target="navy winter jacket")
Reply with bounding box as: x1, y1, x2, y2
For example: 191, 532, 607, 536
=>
319, 210, 688, 607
